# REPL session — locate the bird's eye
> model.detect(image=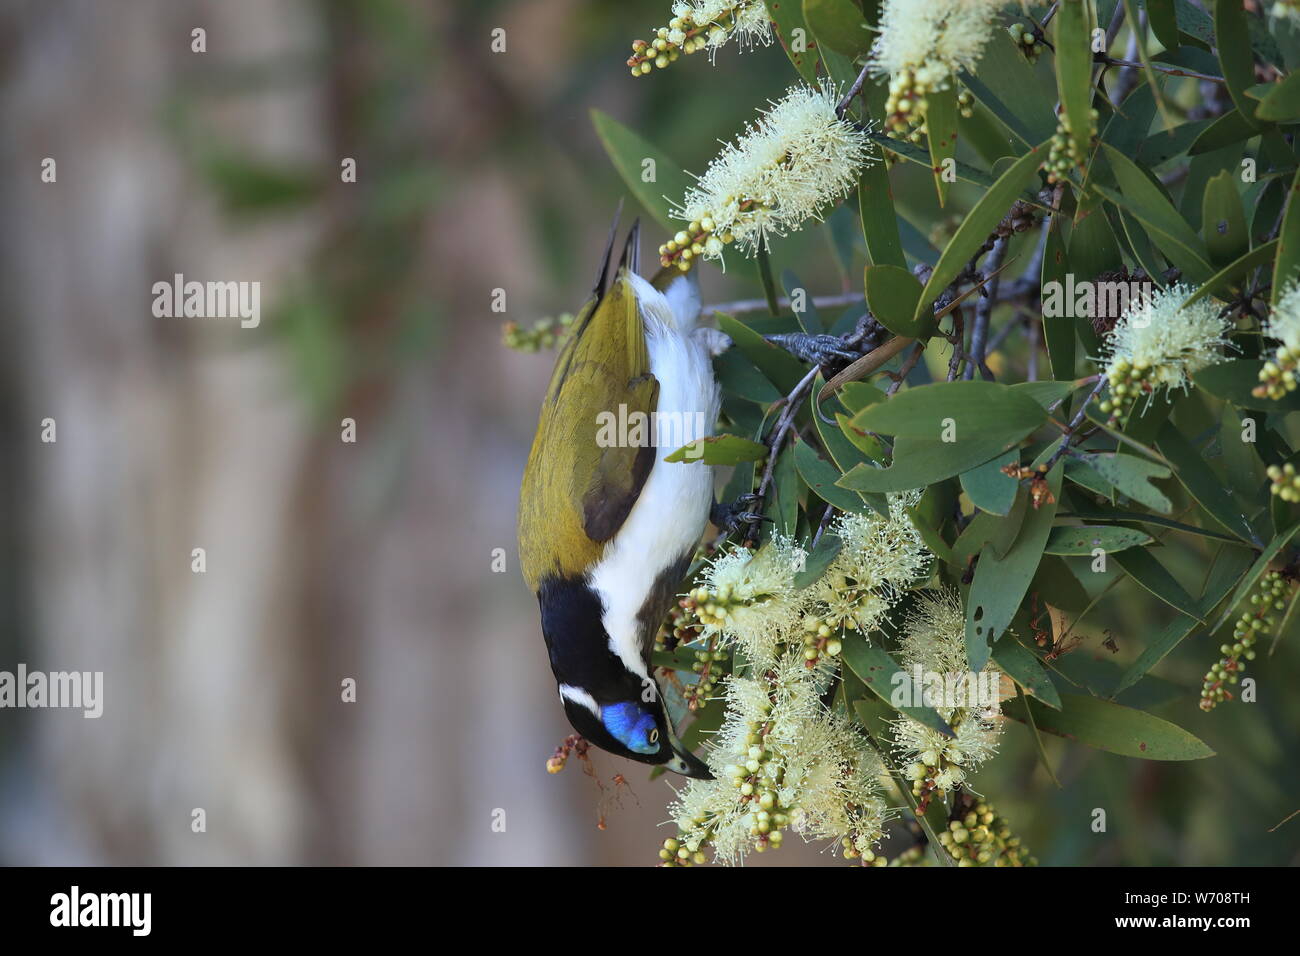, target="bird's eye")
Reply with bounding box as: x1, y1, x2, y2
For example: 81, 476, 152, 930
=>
649, 728, 660, 745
